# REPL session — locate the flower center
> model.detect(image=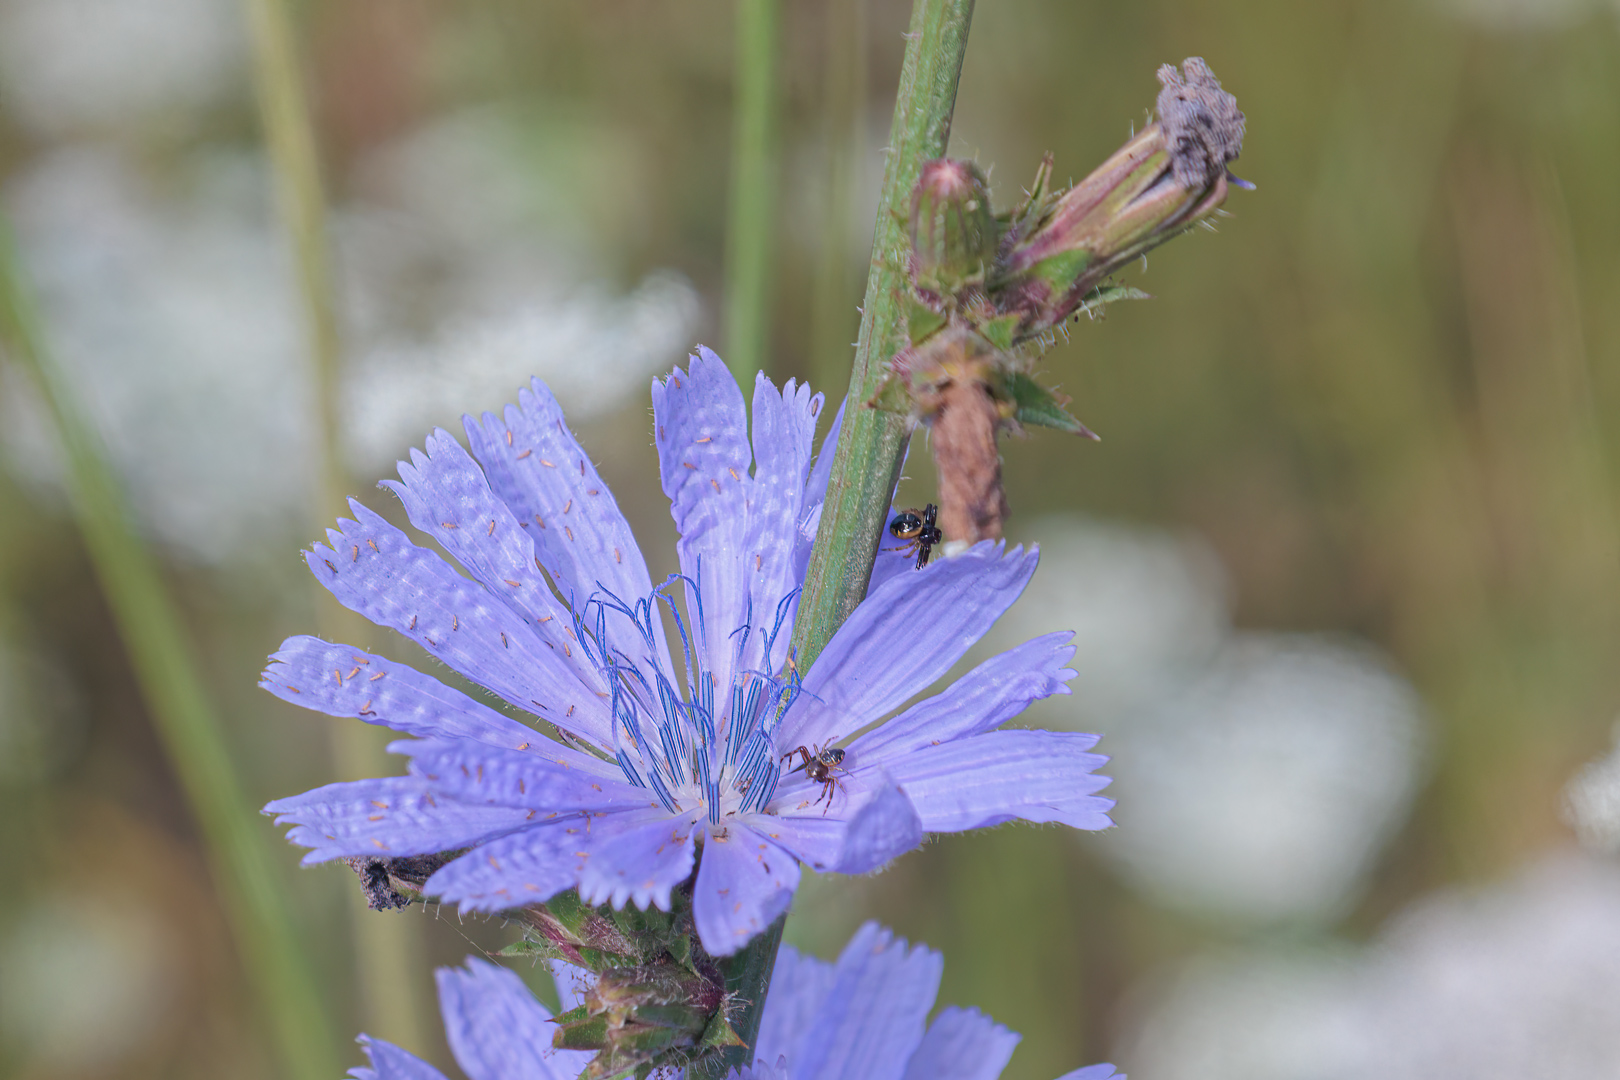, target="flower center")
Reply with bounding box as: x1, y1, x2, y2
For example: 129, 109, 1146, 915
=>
579, 575, 803, 824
